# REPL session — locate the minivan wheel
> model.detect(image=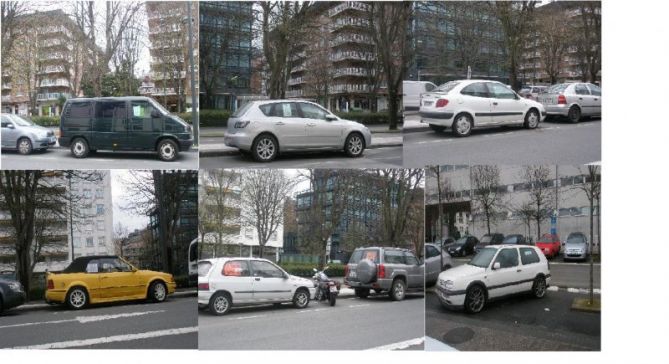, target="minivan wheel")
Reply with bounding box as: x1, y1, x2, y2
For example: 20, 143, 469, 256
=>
157, 139, 179, 161
148, 281, 167, 303
452, 114, 473, 137
70, 138, 89, 158
252, 134, 278, 162
17, 138, 33, 155
209, 292, 231, 316
567, 105, 581, 123
524, 109, 540, 129
344, 132, 364, 157
464, 285, 486, 314
66, 287, 88, 310
532, 276, 547, 298
390, 279, 406, 301
292, 289, 310, 309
